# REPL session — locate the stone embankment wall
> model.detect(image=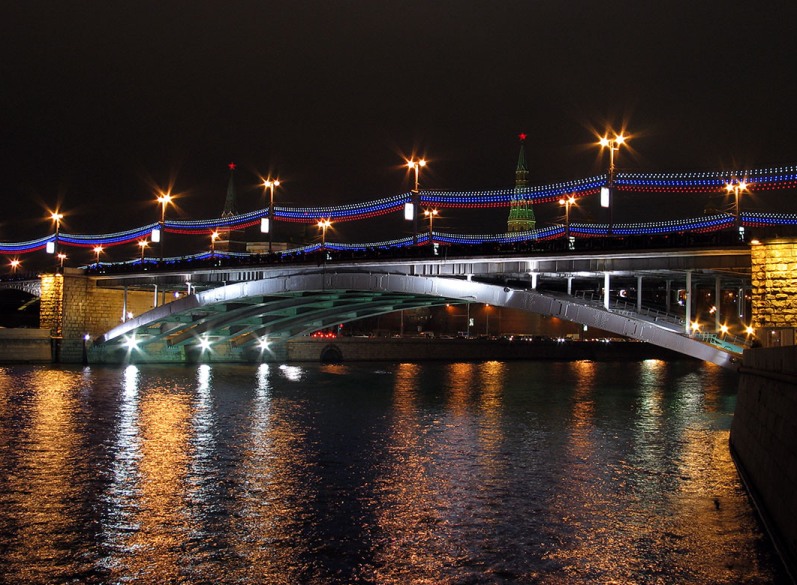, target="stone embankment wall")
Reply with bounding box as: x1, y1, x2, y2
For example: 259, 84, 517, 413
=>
731, 346, 797, 578
286, 337, 687, 363
0, 329, 51, 363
